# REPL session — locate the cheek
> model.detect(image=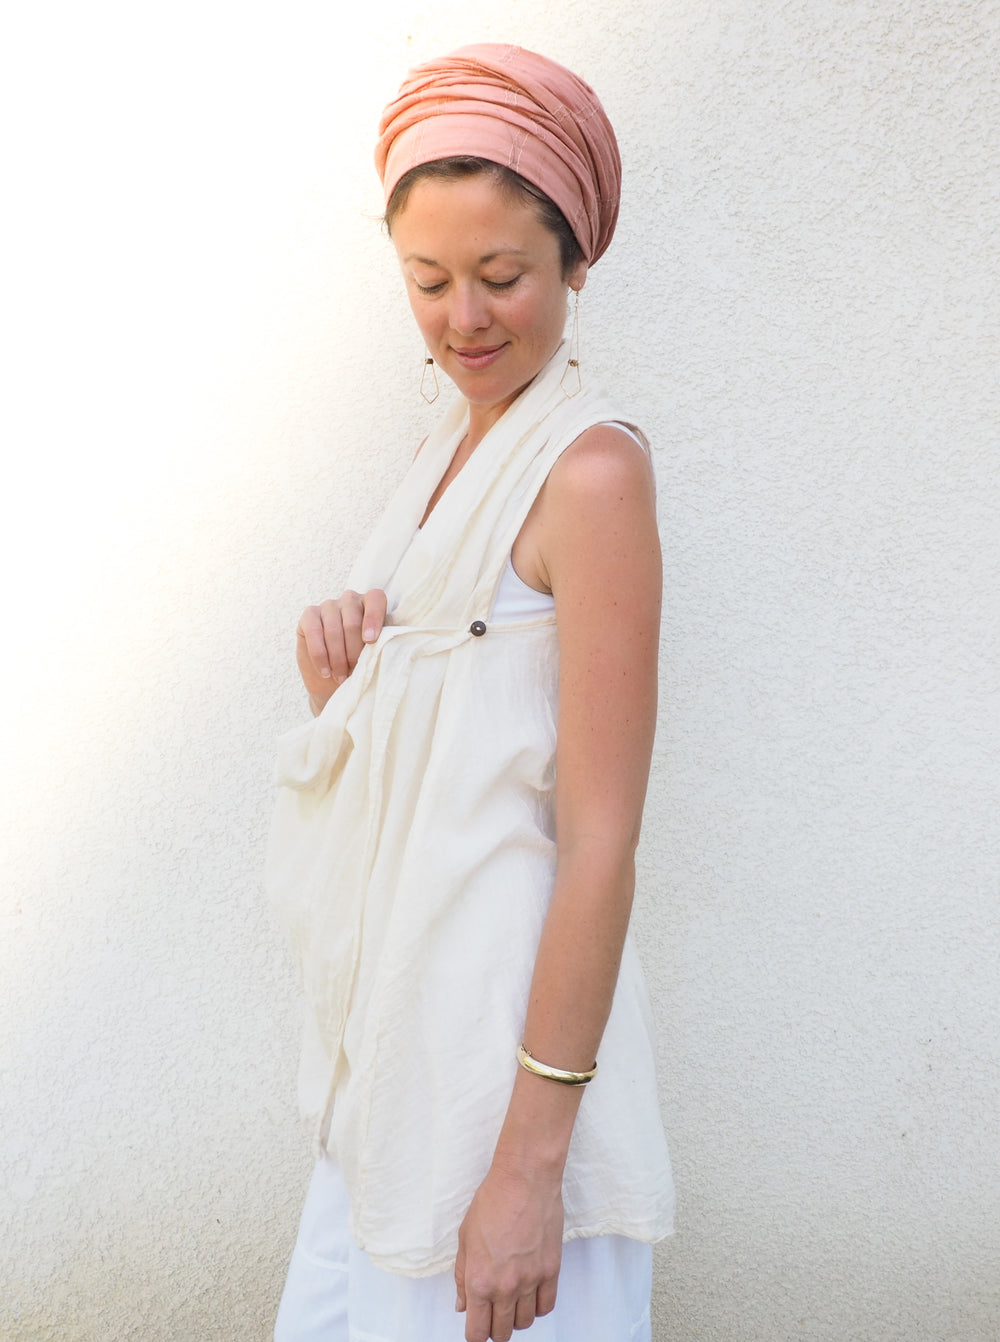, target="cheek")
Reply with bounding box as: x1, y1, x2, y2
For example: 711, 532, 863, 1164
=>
513, 286, 567, 340
506, 294, 550, 340
406, 300, 440, 346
